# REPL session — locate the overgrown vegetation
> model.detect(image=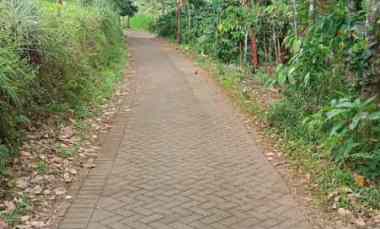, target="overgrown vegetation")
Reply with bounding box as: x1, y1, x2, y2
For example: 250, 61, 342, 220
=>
130, 15, 155, 31
0, 0, 126, 176
152, 0, 380, 214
